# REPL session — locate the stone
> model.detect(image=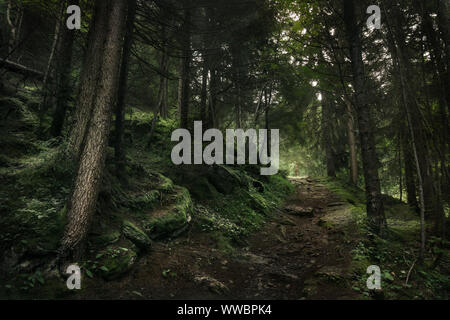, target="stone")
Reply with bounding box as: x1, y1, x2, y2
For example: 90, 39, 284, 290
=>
122, 220, 152, 250
194, 274, 229, 295
98, 245, 137, 281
